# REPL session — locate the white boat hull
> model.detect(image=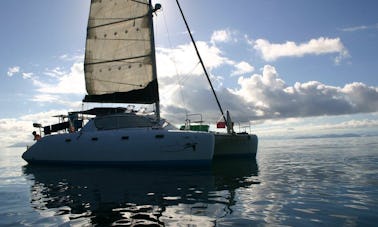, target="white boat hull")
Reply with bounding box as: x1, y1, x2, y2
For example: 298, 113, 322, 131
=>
214, 133, 258, 158
22, 129, 214, 165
